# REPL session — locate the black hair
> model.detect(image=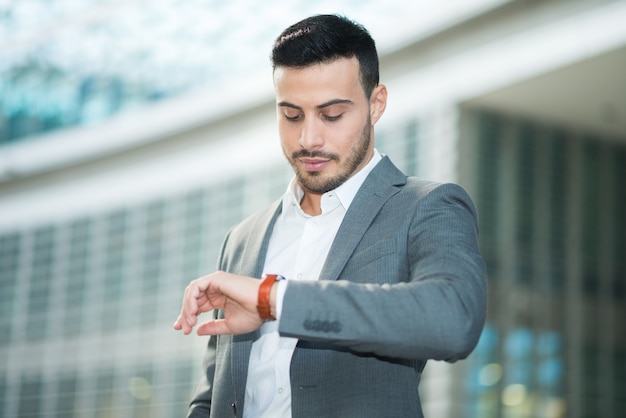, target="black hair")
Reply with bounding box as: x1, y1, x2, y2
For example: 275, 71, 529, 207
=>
271, 14, 379, 98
